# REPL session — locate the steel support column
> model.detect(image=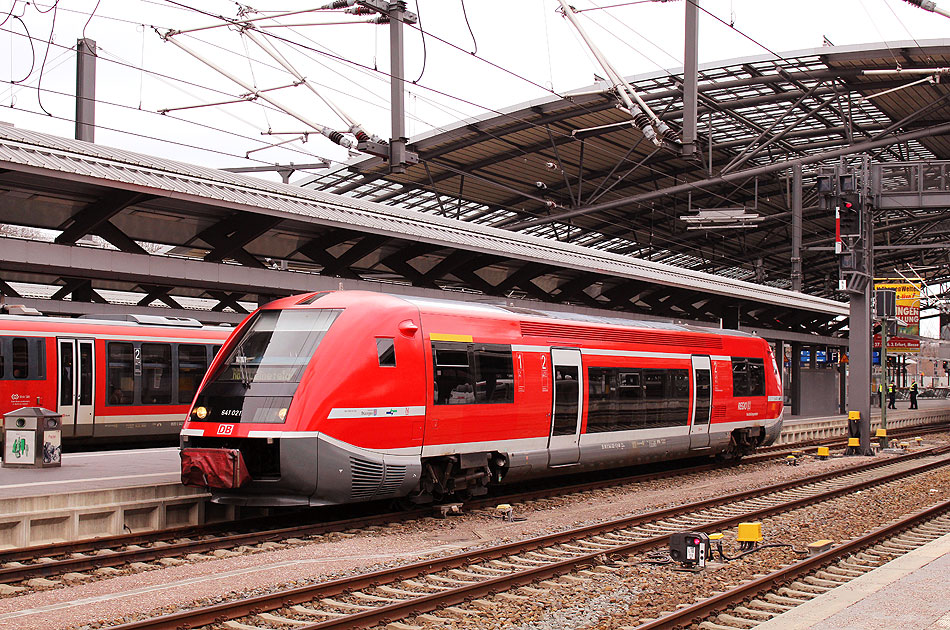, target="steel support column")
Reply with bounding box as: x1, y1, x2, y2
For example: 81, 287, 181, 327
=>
791, 164, 803, 291
75, 38, 96, 142
389, 1, 408, 173
682, 0, 698, 156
